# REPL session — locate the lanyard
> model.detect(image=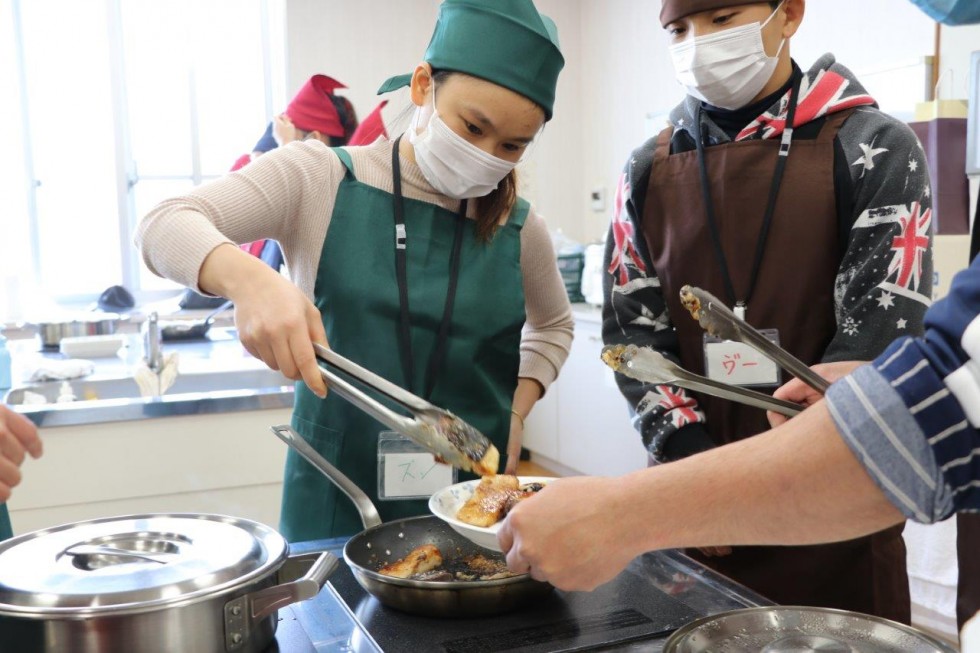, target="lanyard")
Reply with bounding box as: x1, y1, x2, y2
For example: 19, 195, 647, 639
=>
391, 135, 467, 399
694, 74, 801, 320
